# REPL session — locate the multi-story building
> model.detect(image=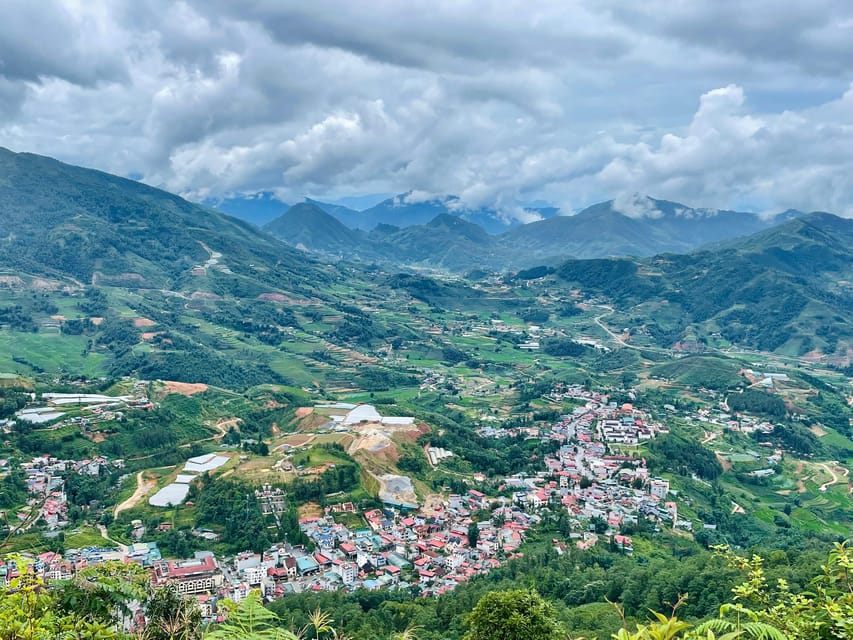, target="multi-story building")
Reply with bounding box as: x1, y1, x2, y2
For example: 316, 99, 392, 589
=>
152, 554, 223, 595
